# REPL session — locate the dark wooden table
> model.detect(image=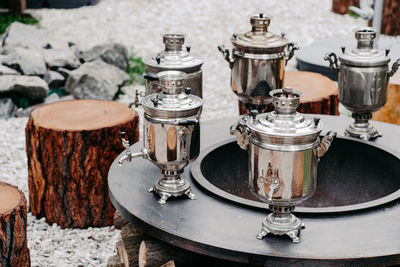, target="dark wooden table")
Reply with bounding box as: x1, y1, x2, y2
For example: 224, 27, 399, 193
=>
108, 115, 400, 266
